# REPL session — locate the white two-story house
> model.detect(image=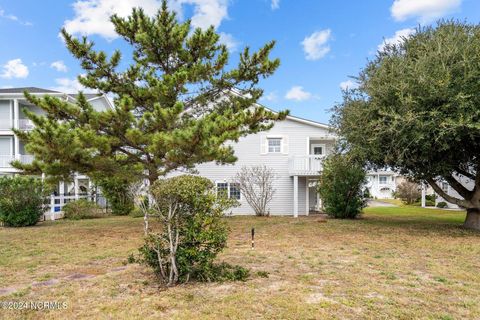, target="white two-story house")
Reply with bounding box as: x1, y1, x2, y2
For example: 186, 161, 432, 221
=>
0, 87, 112, 211
181, 113, 337, 217
365, 169, 401, 199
